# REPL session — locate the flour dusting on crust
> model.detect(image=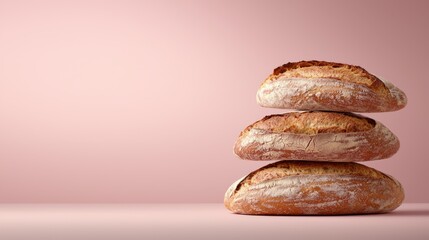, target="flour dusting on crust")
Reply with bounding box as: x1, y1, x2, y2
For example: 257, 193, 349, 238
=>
256, 77, 406, 112
227, 174, 403, 215
235, 120, 399, 162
